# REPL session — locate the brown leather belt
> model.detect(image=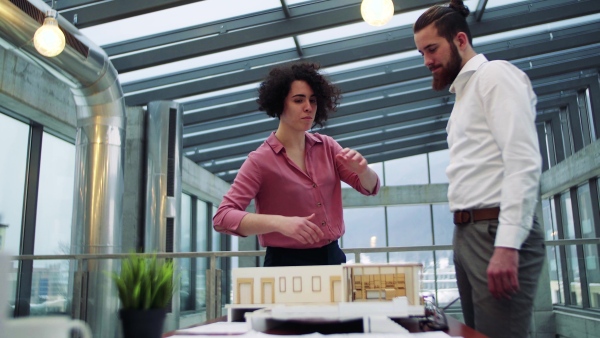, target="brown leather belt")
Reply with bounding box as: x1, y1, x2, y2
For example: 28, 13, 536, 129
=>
453, 207, 500, 225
